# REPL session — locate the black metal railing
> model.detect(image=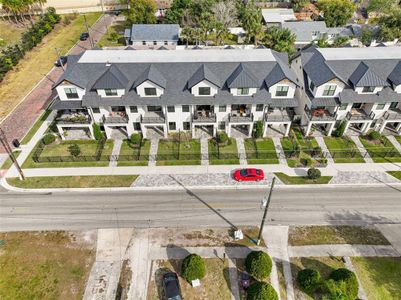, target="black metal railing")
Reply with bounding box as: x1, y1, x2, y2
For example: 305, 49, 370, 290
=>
192, 112, 217, 123
383, 109, 401, 120
140, 114, 165, 123
102, 115, 129, 124
305, 108, 335, 121
229, 113, 254, 123
346, 110, 375, 121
